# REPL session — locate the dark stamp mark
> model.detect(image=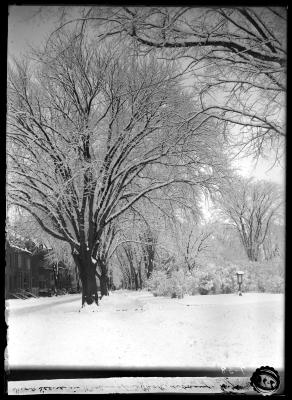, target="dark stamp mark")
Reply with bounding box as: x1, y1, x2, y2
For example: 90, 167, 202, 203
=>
250, 366, 280, 395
